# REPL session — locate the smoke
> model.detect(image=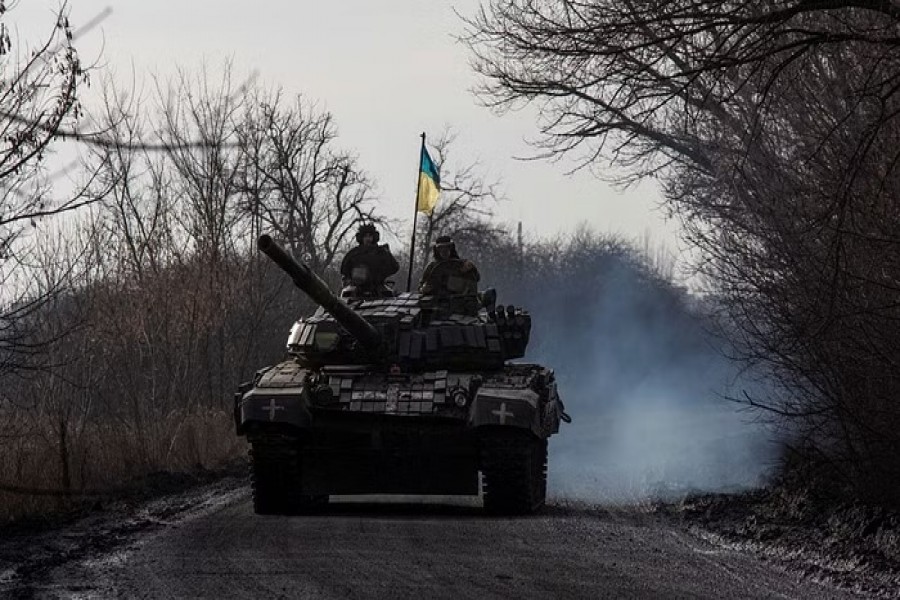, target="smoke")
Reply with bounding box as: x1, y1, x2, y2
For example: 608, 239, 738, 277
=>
508, 242, 779, 504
